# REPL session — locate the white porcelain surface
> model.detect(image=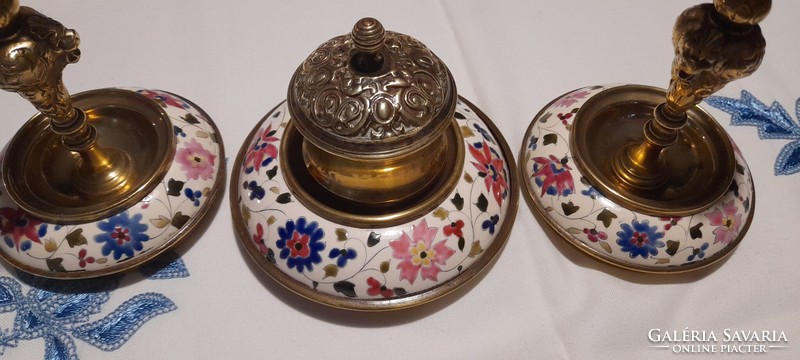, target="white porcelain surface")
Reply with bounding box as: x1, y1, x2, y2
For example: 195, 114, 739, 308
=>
521, 84, 754, 272
0, 88, 223, 278
235, 98, 516, 308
